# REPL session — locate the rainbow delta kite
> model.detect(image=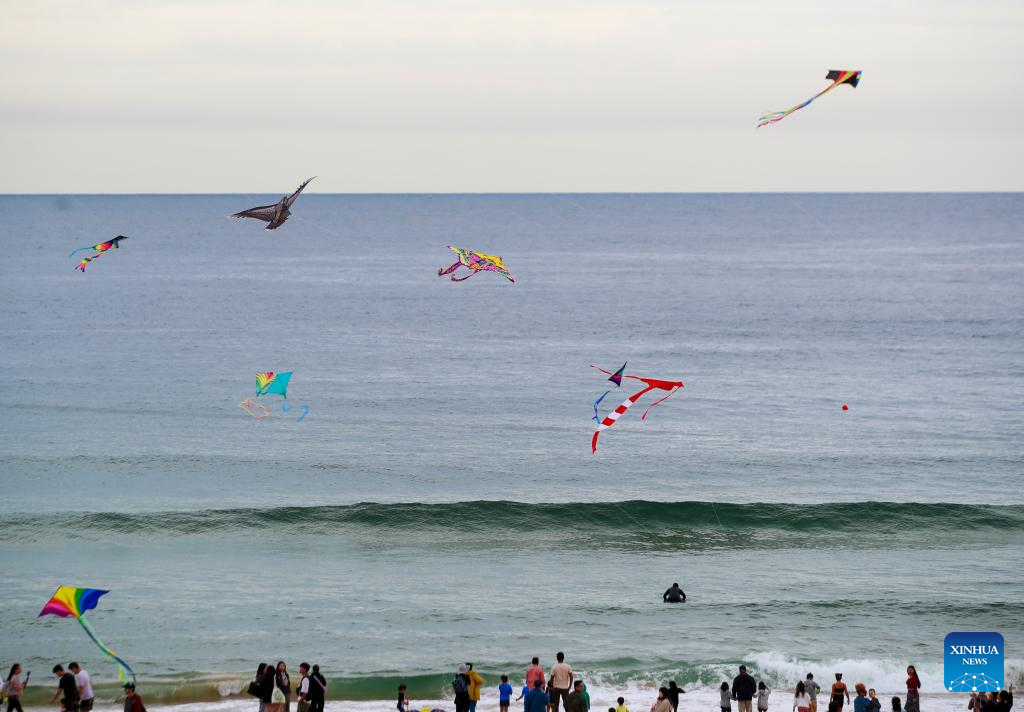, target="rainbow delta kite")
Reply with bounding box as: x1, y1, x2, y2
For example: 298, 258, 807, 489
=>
757, 70, 862, 127
39, 586, 136, 684
256, 371, 292, 398
437, 246, 515, 283
69, 235, 128, 273
590, 364, 683, 453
